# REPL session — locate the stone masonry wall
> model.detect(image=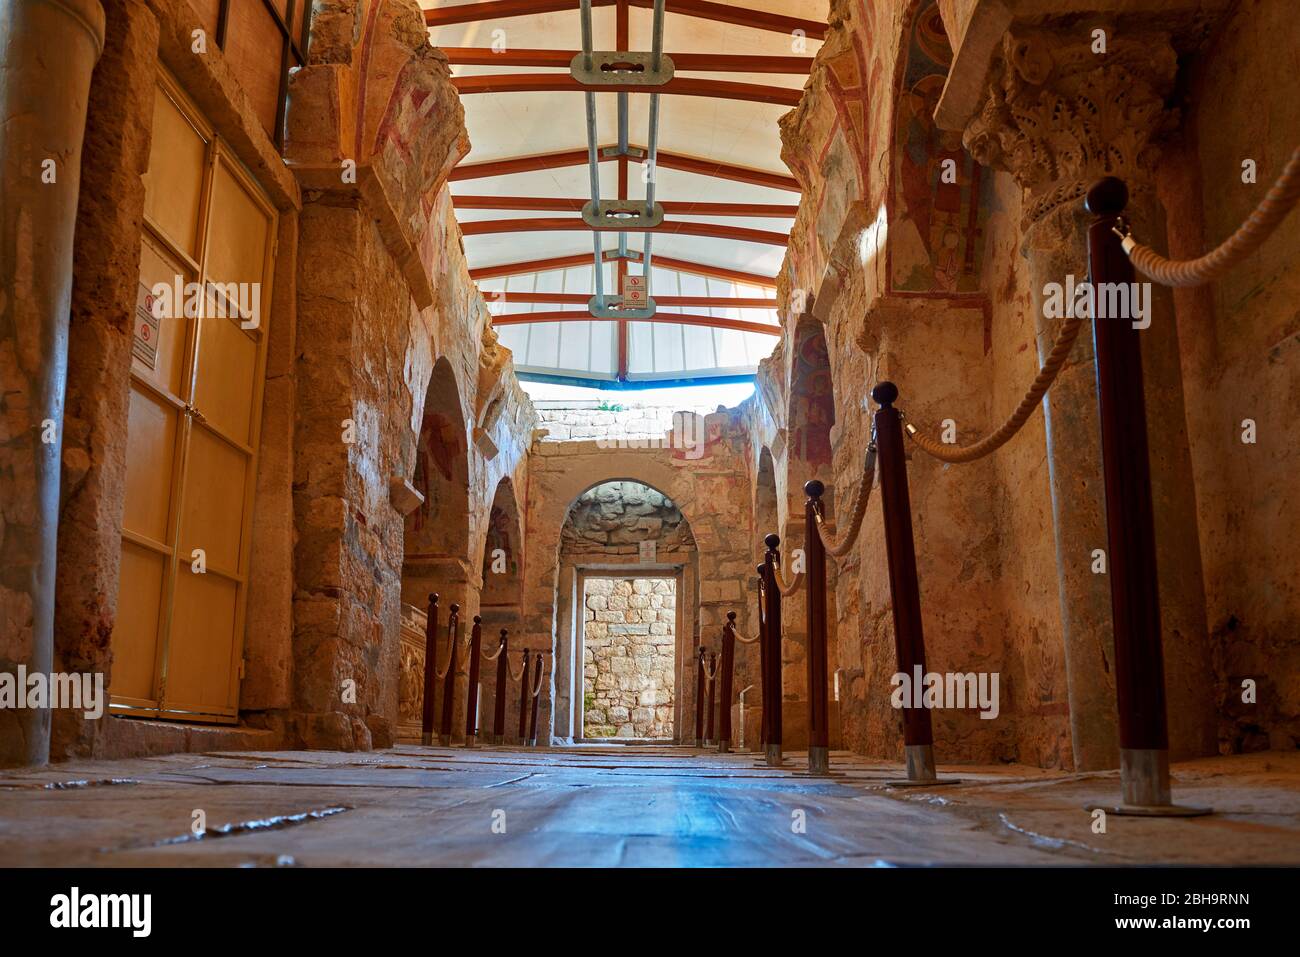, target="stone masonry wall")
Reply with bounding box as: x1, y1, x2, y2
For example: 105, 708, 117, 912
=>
583, 578, 676, 738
